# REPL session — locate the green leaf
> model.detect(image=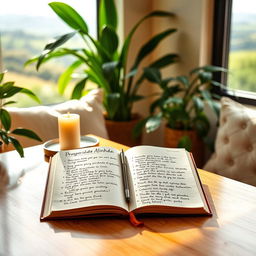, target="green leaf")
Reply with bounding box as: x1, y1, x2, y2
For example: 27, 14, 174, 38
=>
177, 135, 192, 151
0, 131, 9, 144
49, 2, 88, 33
120, 10, 175, 68
0, 83, 22, 98
25, 48, 73, 67
99, 0, 117, 32
102, 61, 119, 74
144, 67, 162, 84
2, 101, 17, 106
71, 77, 88, 99
164, 97, 183, 106
128, 95, 144, 103
8, 136, 24, 157
197, 71, 212, 84
125, 68, 138, 79
11, 128, 42, 141
176, 76, 190, 87
132, 117, 150, 138
145, 114, 162, 133
132, 28, 177, 69
0, 109, 11, 131
36, 31, 77, 70
0, 72, 5, 83
149, 53, 179, 69
193, 114, 210, 137
190, 65, 228, 75
193, 96, 204, 113
100, 26, 119, 55
105, 93, 121, 120
20, 88, 41, 103
58, 60, 82, 94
